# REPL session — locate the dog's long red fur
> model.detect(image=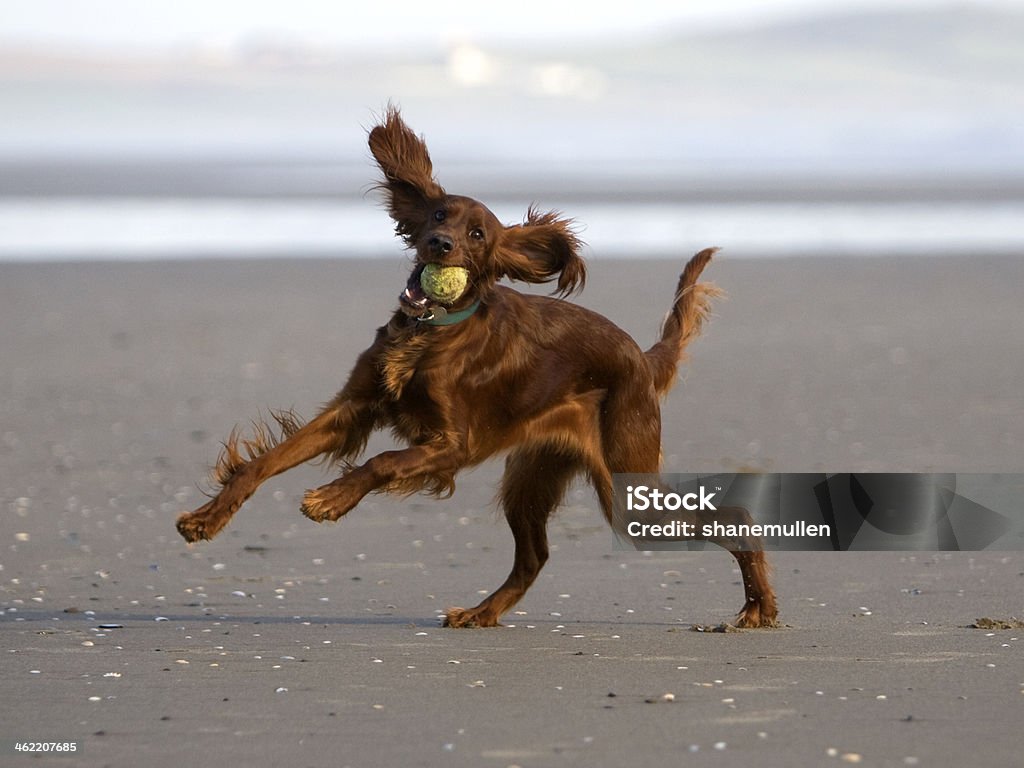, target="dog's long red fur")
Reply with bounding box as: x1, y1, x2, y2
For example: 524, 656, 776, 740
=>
176, 107, 777, 628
